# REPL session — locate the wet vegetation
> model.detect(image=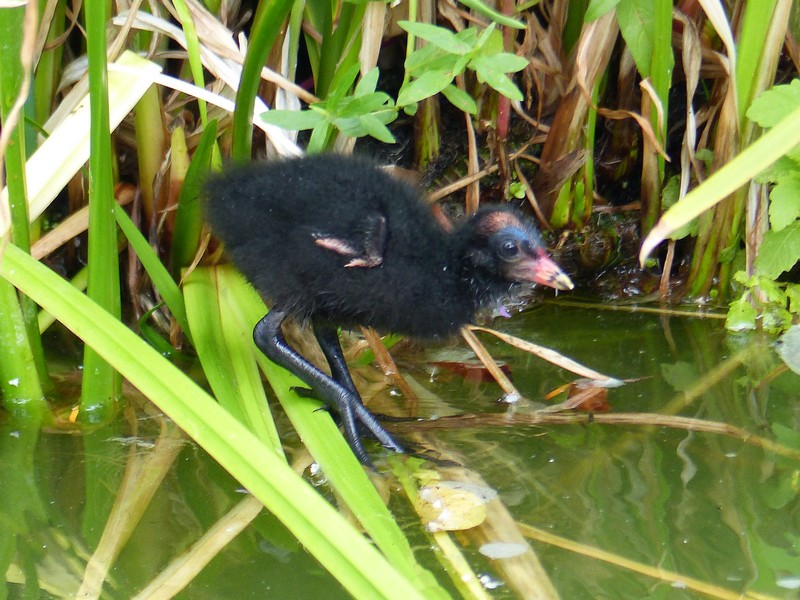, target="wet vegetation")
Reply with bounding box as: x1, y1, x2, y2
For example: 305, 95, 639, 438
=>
1, 1, 799, 598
